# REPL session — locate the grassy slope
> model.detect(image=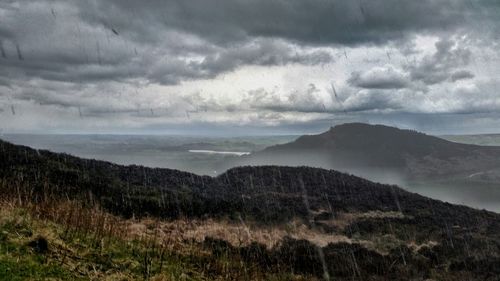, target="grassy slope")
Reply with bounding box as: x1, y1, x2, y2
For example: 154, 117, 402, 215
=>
2, 201, 499, 281
2, 139, 500, 280
0, 204, 315, 281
